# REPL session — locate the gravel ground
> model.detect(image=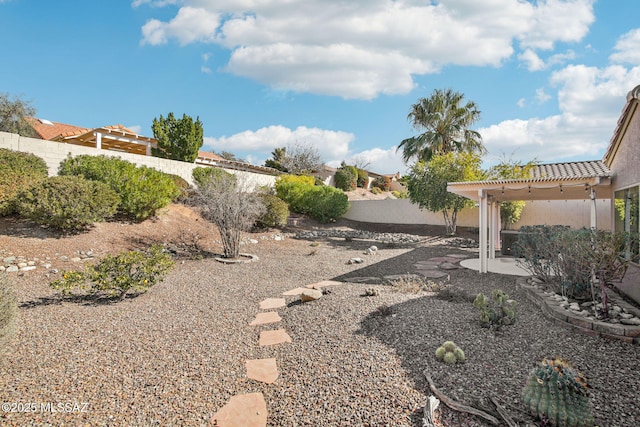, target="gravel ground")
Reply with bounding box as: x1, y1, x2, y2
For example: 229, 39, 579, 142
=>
1, 206, 640, 426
